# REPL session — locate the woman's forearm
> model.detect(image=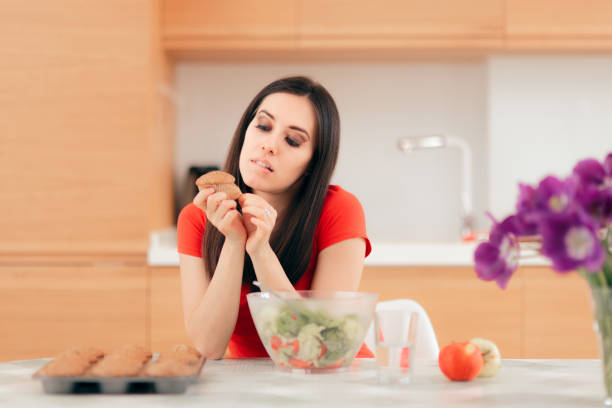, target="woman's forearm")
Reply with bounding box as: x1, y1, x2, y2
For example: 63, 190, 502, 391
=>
249, 244, 296, 293
186, 239, 245, 359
